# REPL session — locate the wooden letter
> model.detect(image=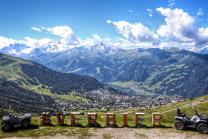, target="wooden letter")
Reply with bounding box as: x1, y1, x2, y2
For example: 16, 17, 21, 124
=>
57, 112, 65, 125
121, 113, 128, 127
70, 112, 83, 126
152, 112, 163, 126
106, 113, 116, 127
87, 113, 98, 126
135, 112, 145, 126
40, 112, 51, 125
